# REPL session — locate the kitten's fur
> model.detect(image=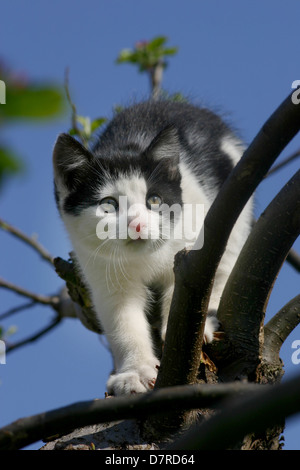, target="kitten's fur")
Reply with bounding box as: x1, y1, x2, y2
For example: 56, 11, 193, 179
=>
53, 100, 252, 395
